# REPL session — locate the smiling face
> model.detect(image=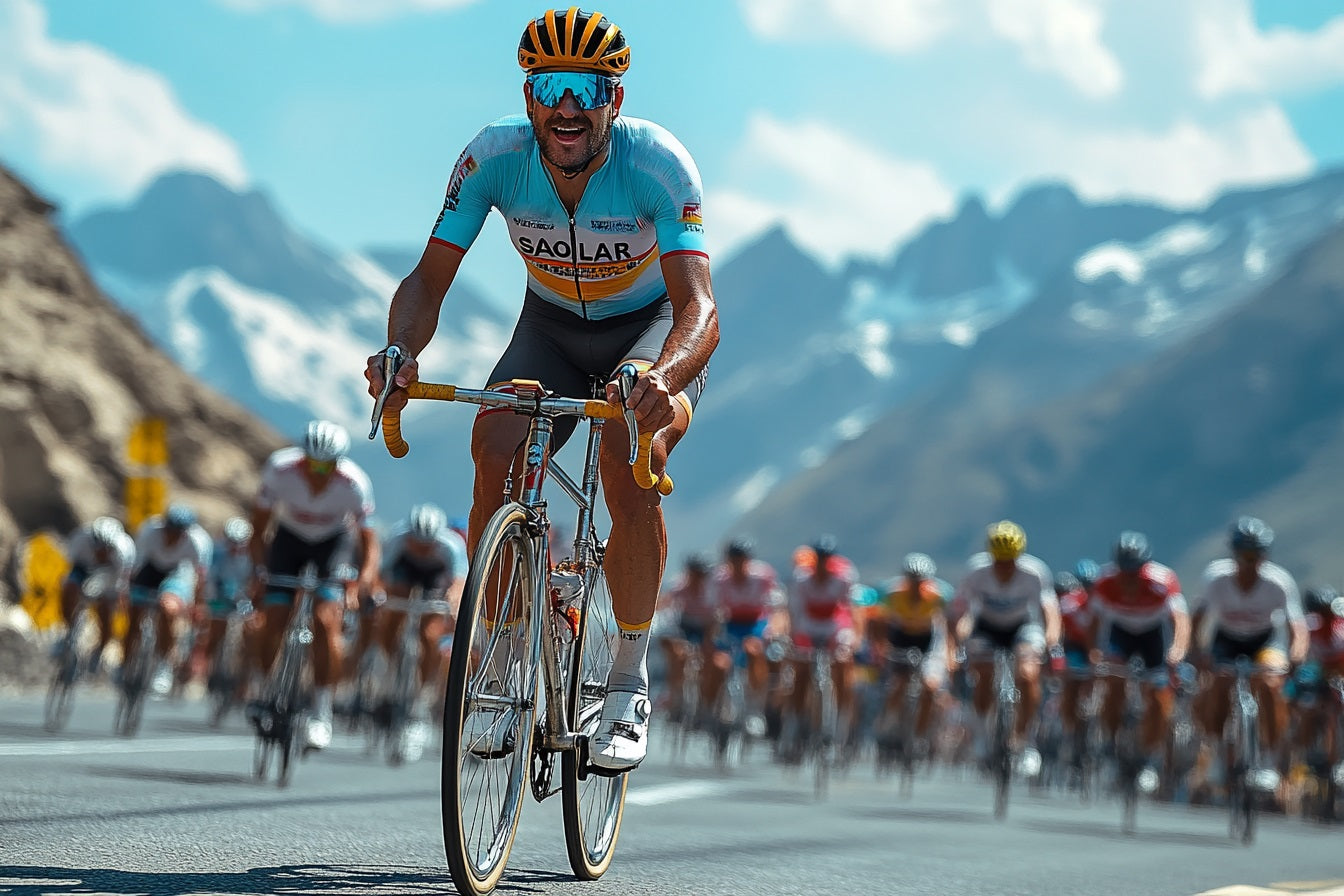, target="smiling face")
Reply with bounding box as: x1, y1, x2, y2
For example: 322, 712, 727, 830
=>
525, 75, 623, 178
